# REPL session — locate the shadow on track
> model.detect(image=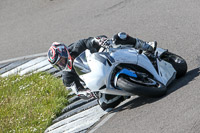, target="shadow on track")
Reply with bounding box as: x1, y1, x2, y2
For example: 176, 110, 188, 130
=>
111, 67, 200, 112
167, 67, 200, 94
